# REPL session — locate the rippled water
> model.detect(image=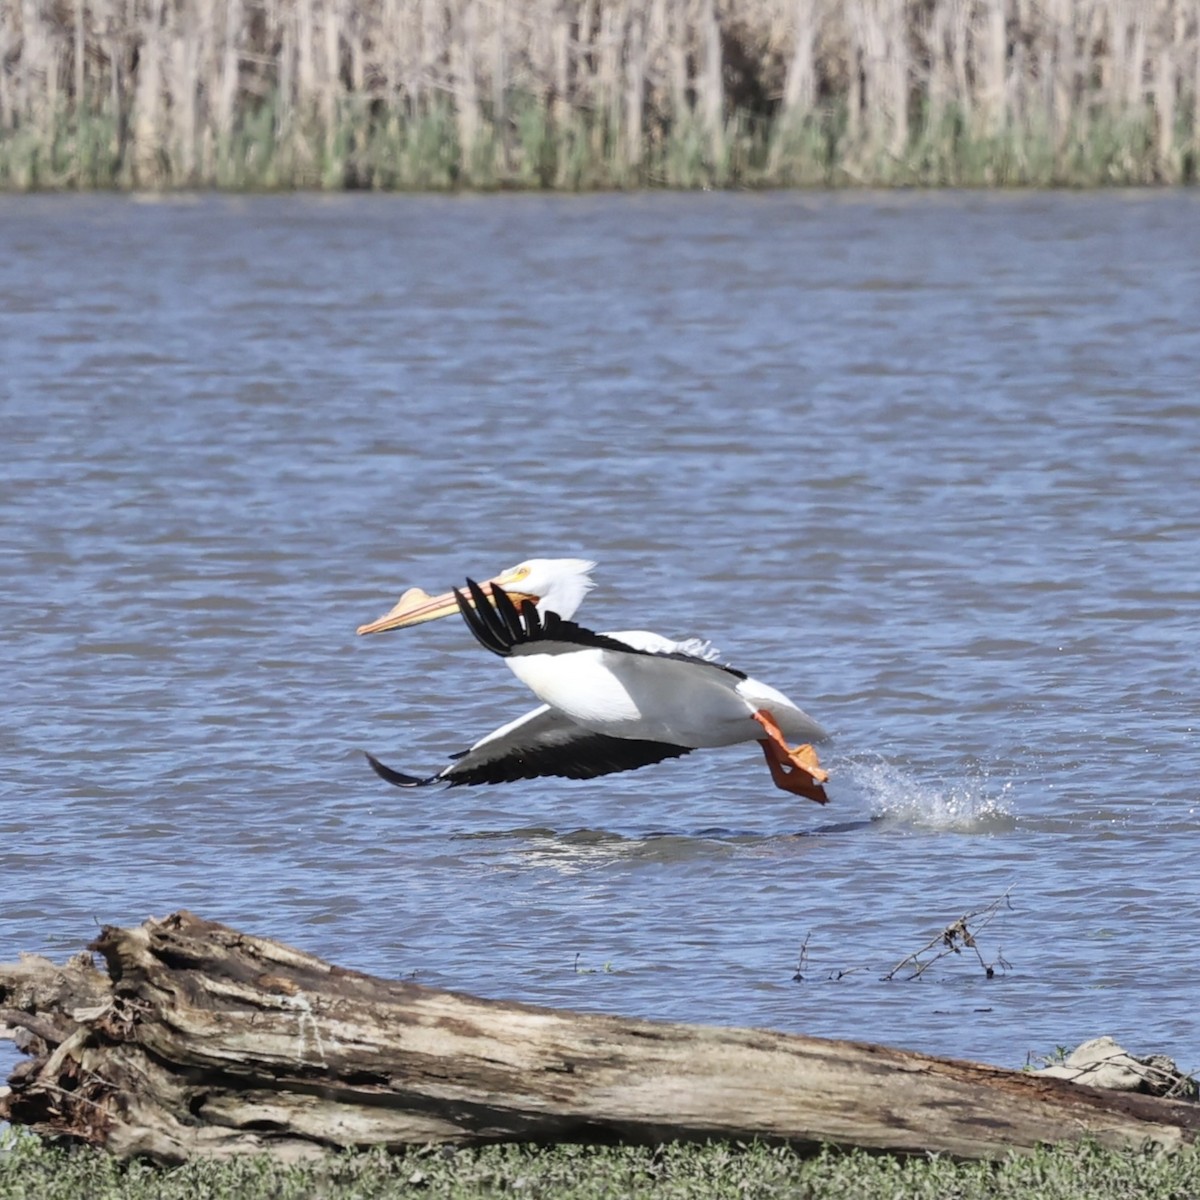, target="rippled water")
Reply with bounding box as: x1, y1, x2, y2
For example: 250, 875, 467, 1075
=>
2, 191, 1198, 1078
